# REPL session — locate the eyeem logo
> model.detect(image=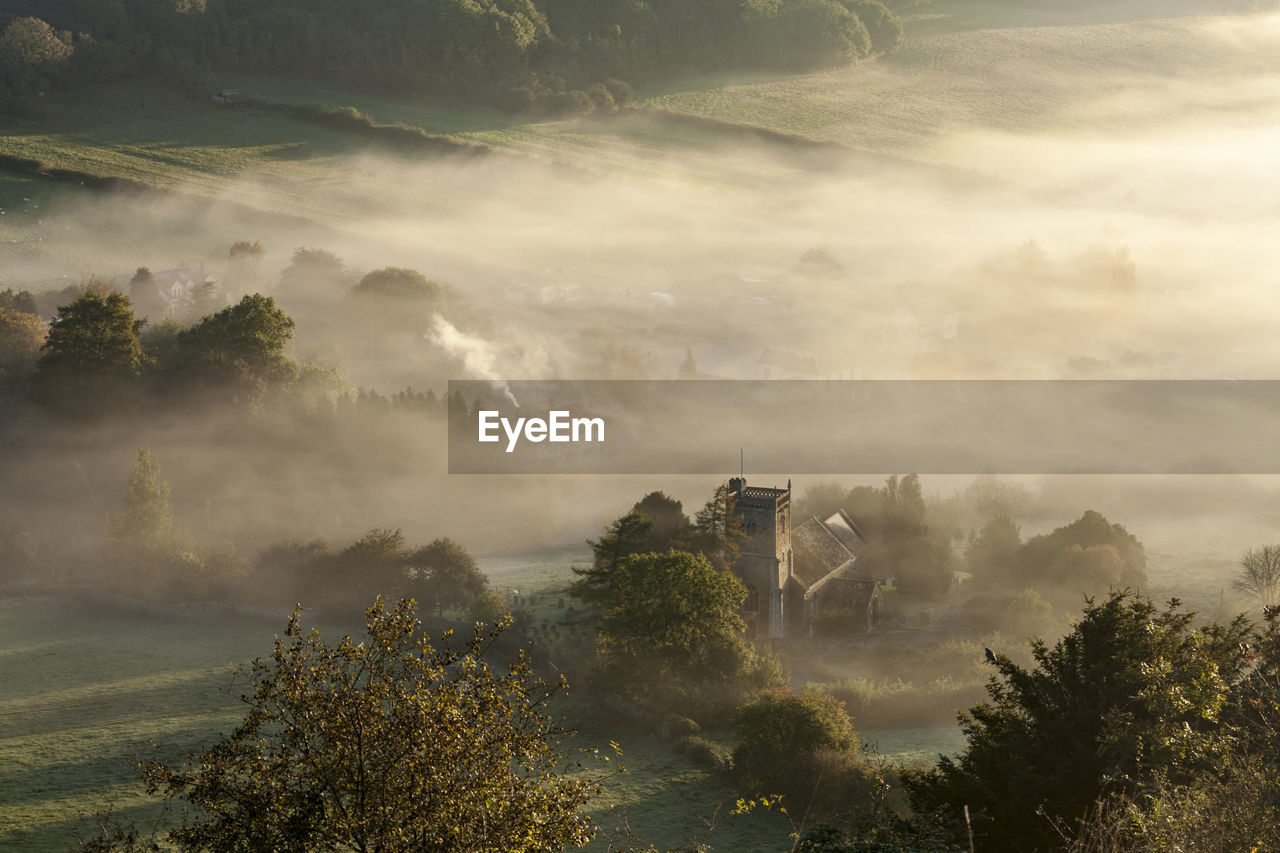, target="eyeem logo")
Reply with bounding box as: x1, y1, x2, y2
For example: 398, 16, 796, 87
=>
477, 410, 605, 453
